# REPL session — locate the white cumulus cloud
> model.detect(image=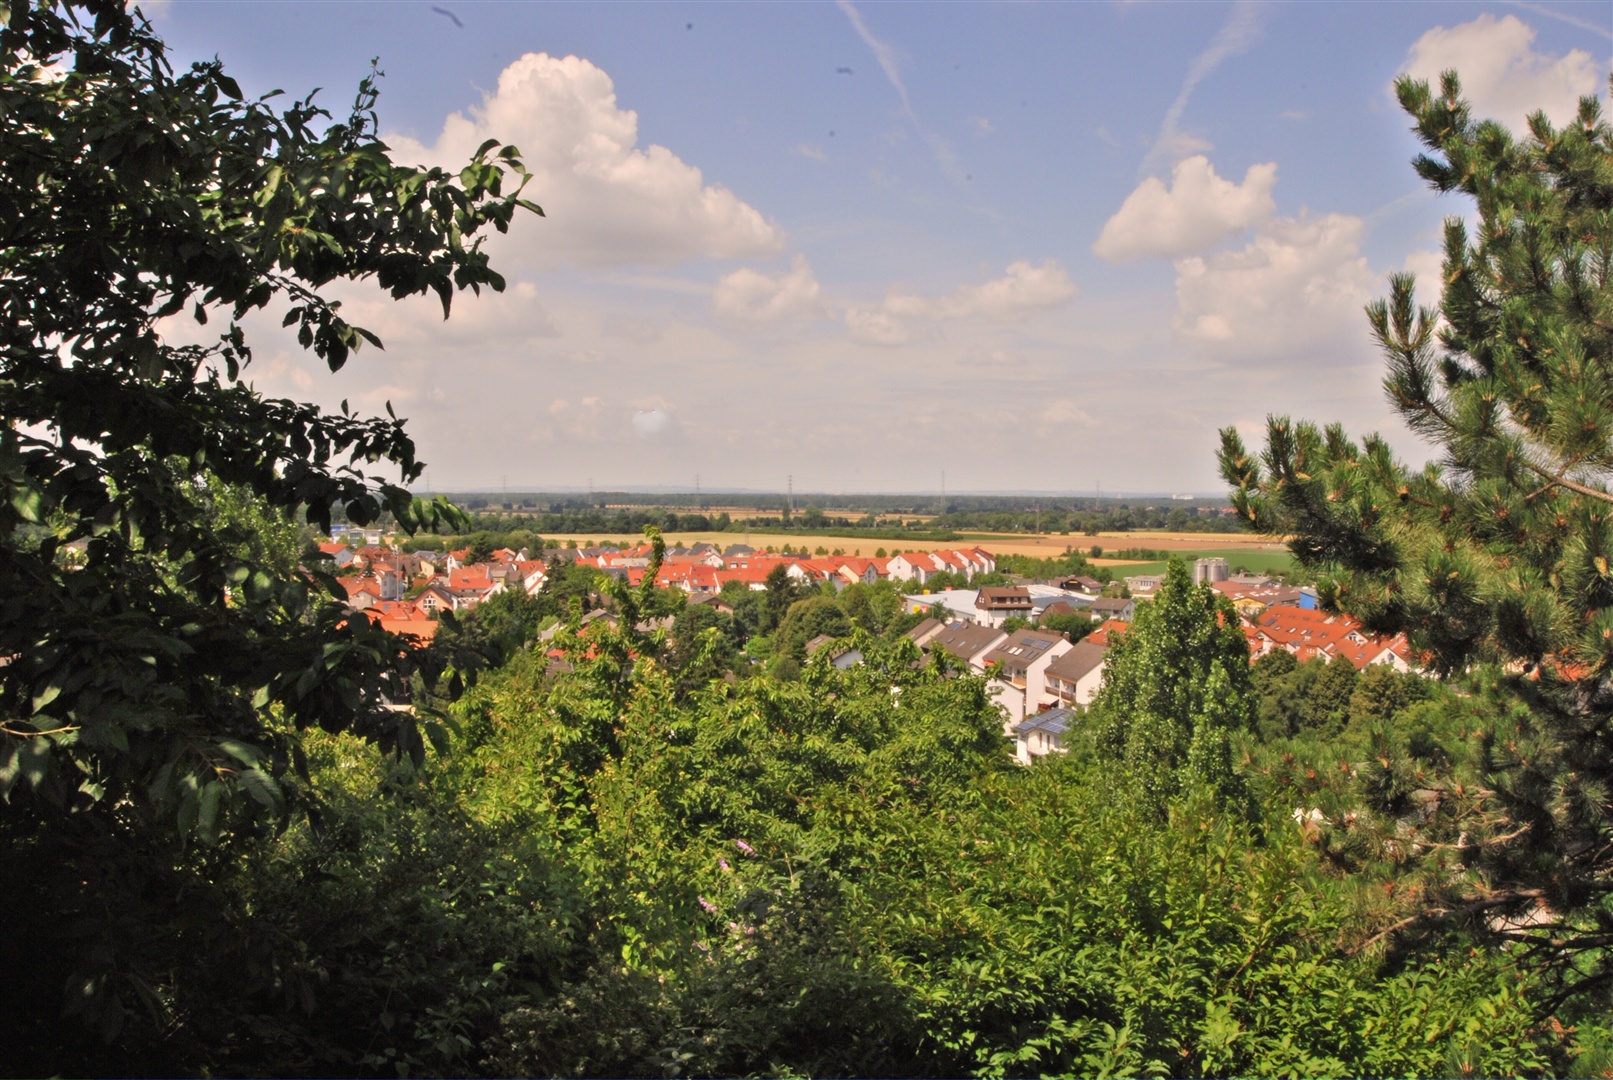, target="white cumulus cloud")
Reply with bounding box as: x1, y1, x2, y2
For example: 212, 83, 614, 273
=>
844, 260, 1075, 346
1094, 156, 1277, 263
711, 255, 826, 322
1400, 248, 1446, 306
1400, 14, 1604, 132
533, 395, 607, 443
631, 407, 675, 440
390, 52, 784, 268
1173, 213, 1376, 359
1037, 399, 1093, 433
883, 260, 1077, 321
844, 307, 913, 347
